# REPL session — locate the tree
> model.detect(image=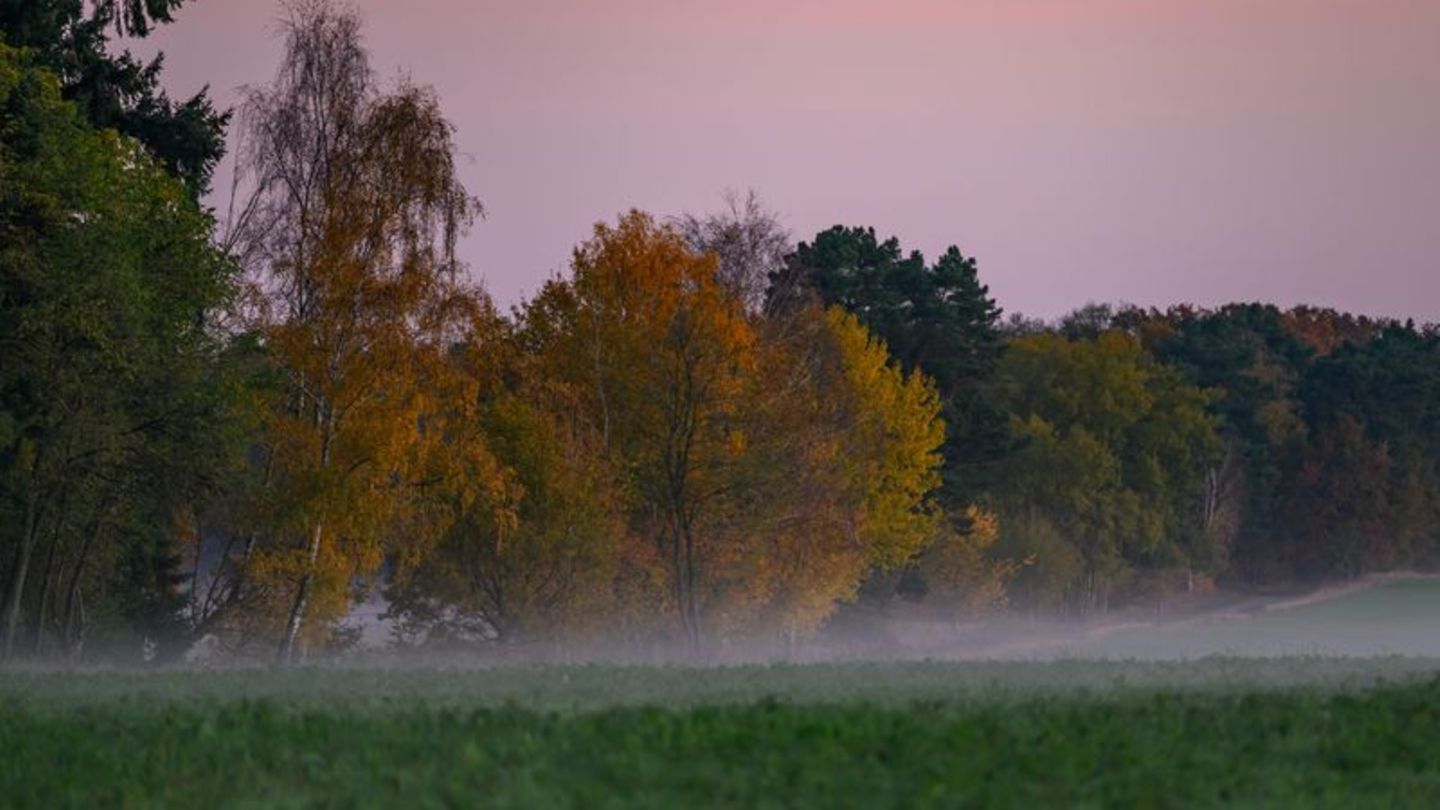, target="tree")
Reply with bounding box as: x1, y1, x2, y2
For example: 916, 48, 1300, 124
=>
520, 215, 948, 648
1142, 304, 1313, 582
991, 331, 1220, 611
385, 354, 626, 646
1281, 415, 1392, 579
1281, 306, 1384, 357
913, 506, 1013, 615
0, 0, 229, 195
743, 306, 947, 639
1058, 303, 1117, 340
1294, 323, 1440, 573
523, 211, 755, 649
677, 190, 790, 315
824, 308, 945, 570
0, 43, 235, 659
1133, 305, 1440, 585
773, 226, 1005, 504
2, 1, 189, 38
228, 0, 485, 662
